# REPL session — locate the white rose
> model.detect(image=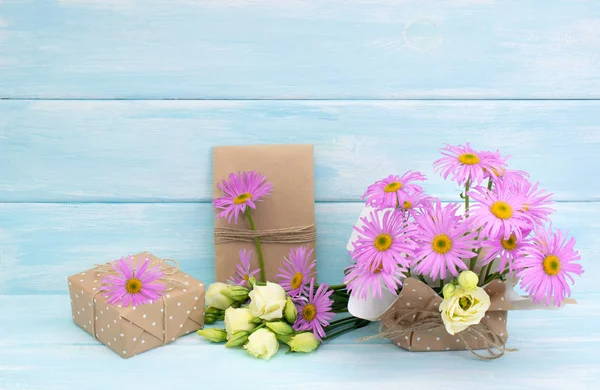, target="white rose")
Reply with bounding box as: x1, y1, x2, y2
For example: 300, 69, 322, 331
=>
243, 328, 279, 360
205, 282, 235, 310
248, 282, 287, 321
439, 285, 491, 335
224, 307, 256, 339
